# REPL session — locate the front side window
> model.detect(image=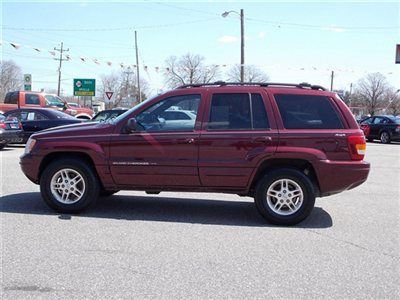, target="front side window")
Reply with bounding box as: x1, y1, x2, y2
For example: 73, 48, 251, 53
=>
45, 95, 65, 108
208, 93, 269, 130
25, 94, 40, 105
274, 94, 343, 129
135, 94, 200, 132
